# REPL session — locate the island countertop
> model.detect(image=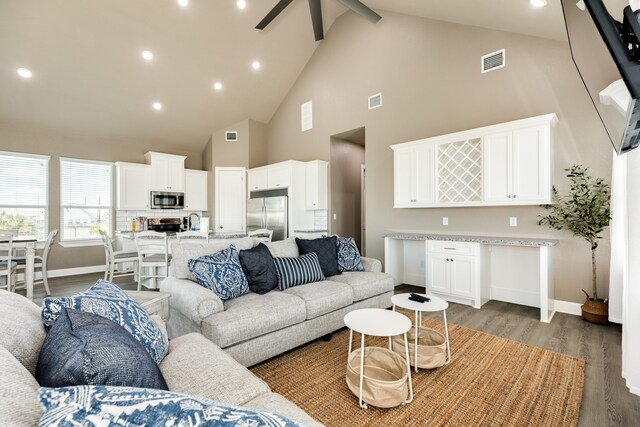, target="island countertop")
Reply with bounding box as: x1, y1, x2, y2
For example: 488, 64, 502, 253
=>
116, 231, 247, 239
383, 232, 558, 247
